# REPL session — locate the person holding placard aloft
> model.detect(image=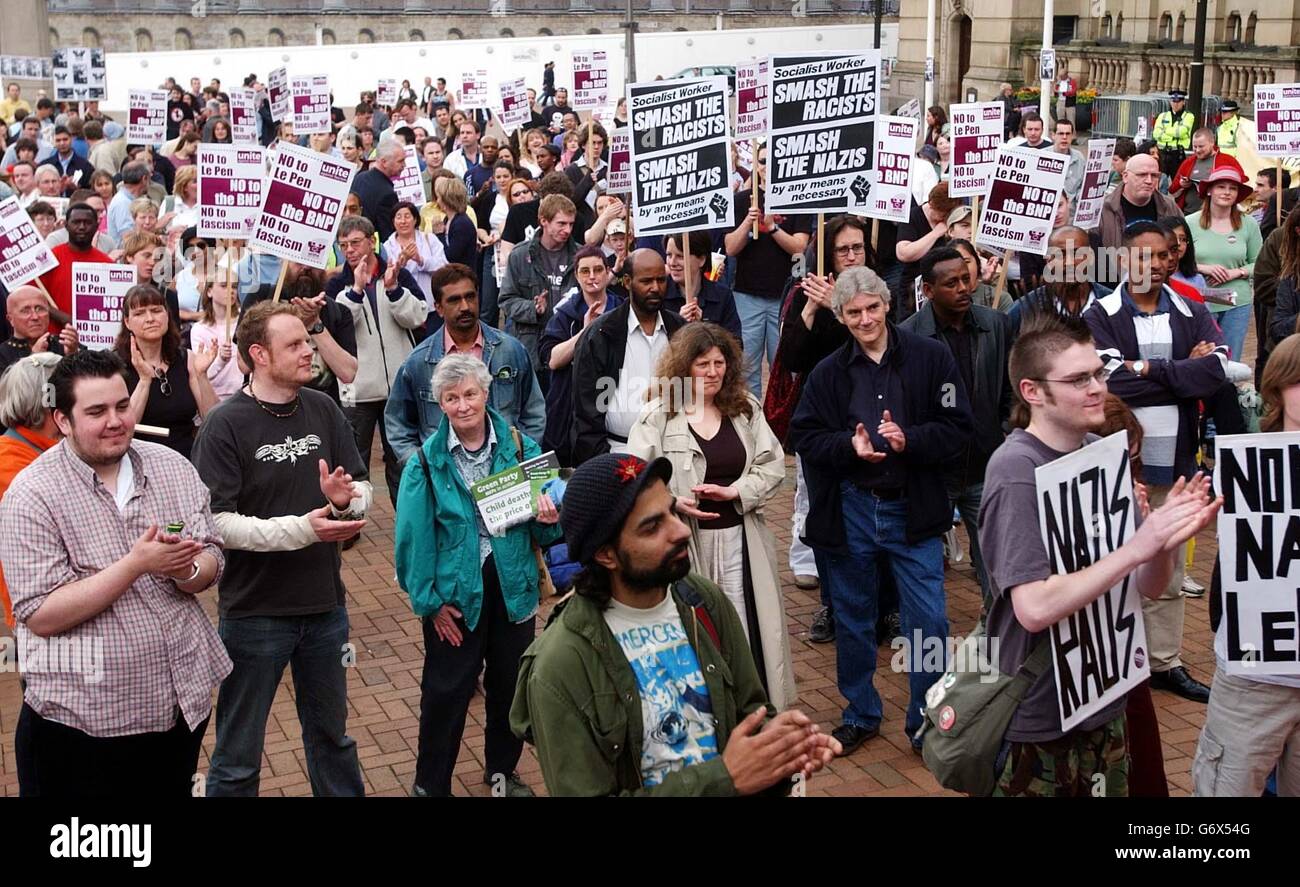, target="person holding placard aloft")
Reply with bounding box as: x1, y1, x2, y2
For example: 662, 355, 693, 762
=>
1193, 333, 1300, 797
979, 310, 1220, 796
394, 353, 561, 798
